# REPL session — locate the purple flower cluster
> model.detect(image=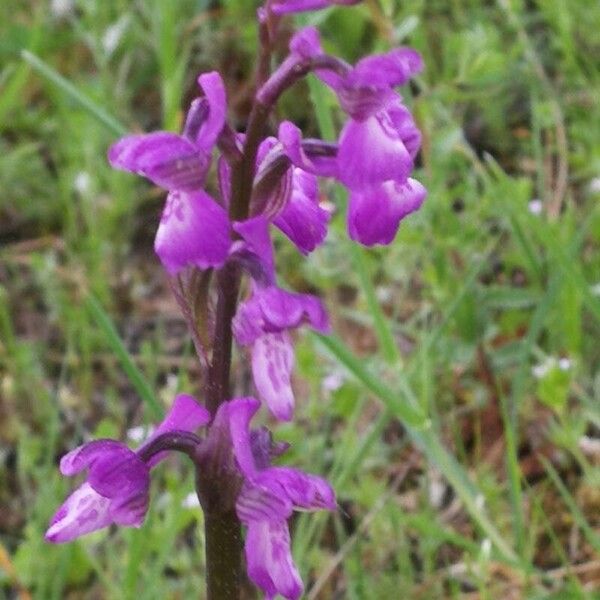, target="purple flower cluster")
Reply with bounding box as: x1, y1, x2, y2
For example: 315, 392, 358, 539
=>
47, 1, 425, 598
